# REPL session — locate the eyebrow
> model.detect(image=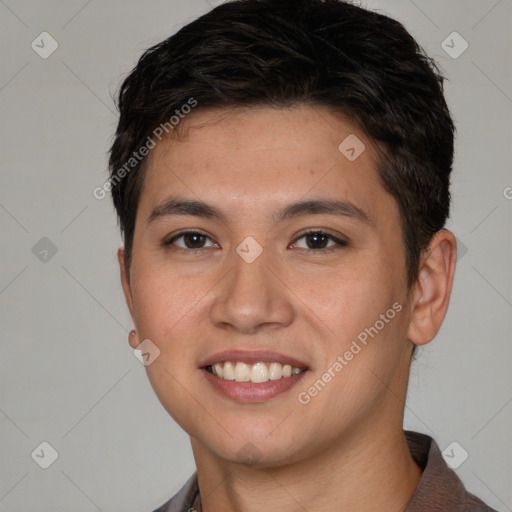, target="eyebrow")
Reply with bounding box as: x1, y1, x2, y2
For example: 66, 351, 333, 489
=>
147, 197, 373, 227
